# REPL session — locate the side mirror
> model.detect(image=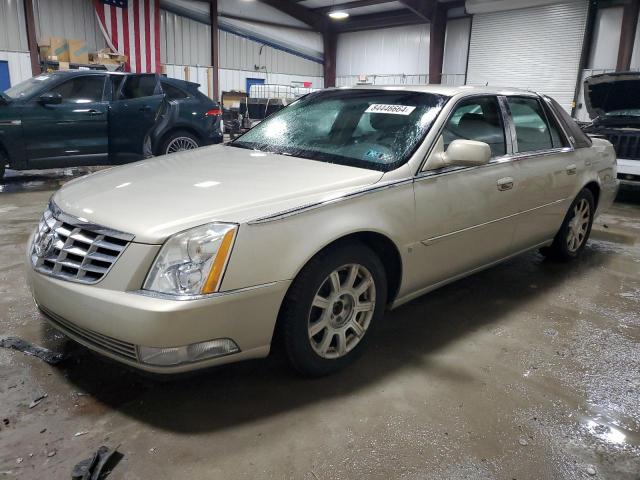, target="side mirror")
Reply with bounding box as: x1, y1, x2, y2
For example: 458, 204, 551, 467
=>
442, 139, 491, 167
39, 92, 62, 105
